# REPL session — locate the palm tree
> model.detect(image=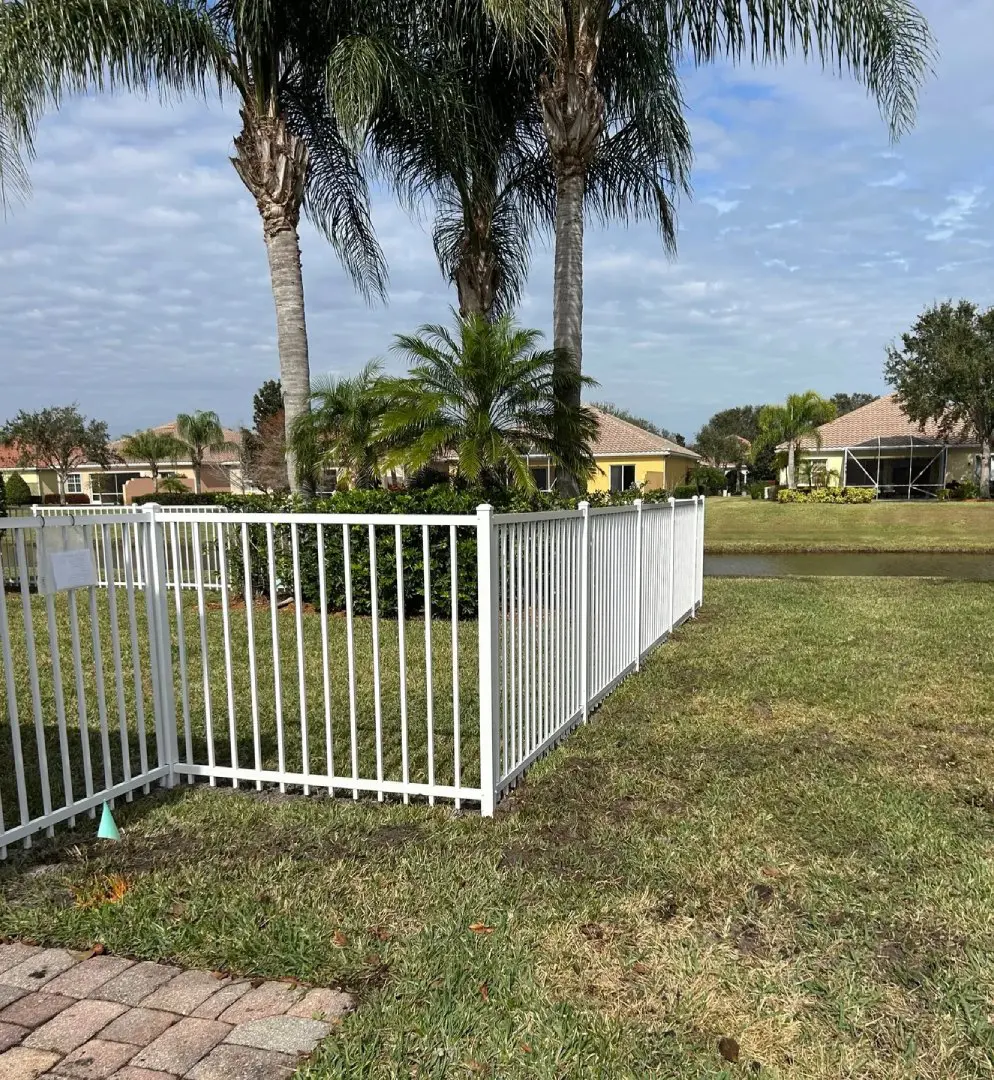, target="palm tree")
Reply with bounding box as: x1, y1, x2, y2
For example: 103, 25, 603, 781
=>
175, 410, 233, 495
0, 0, 425, 492
756, 392, 836, 490
483, 0, 932, 489
379, 312, 598, 490
288, 362, 394, 491
119, 429, 184, 493
371, 2, 552, 321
